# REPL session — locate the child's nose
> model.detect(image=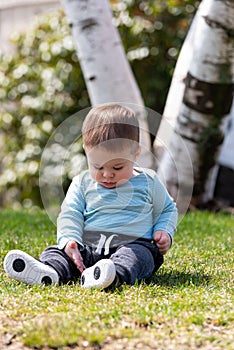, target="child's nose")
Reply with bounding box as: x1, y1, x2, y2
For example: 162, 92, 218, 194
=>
103, 170, 114, 178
